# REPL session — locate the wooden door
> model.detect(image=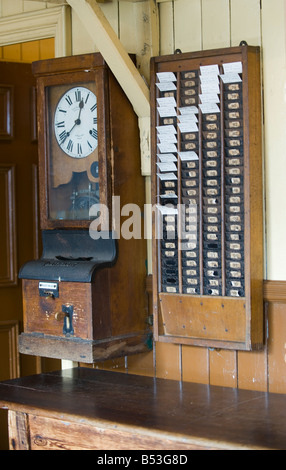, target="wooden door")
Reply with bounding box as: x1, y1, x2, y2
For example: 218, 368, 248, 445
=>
0, 60, 39, 449
0, 40, 60, 450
